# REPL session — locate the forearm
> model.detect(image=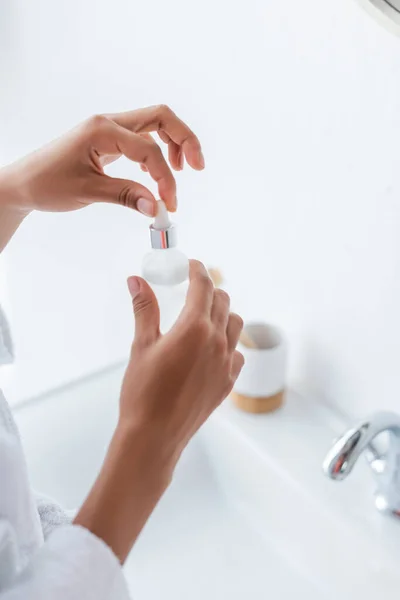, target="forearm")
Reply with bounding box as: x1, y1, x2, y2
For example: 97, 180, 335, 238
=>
0, 167, 30, 252
74, 423, 174, 564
